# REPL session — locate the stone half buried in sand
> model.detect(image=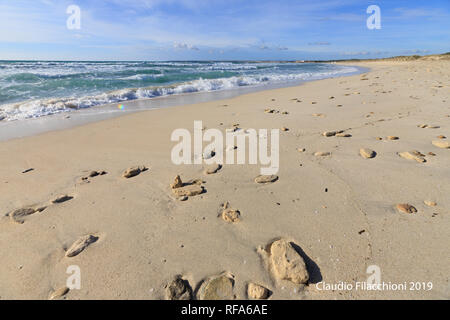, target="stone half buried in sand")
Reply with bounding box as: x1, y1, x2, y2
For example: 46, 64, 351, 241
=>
254, 175, 279, 184
247, 283, 270, 300
222, 208, 241, 223
81, 170, 108, 182
336, 133, 352, 138
323, 130, 345, 137
197, 272, 235, 300
396, 204, 418, 214
122, 165, 148, 178
204, 163, 222, 175
360, 148, 377, 159
203, 150, 216, 160
269, 239, 309, 285
171, 175, 184, 189
165, 276, 193, 300
314, 151, 331, 157
171, 175, 205, 198
322, 131, 337, 137
65, 235, 99, 258
220, 202, 241, 223
432, 140, 450, 149
52, 195, 74, 204
172, 185, 204, 198
49, 287, 70, 300
424, 200, 437, 207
